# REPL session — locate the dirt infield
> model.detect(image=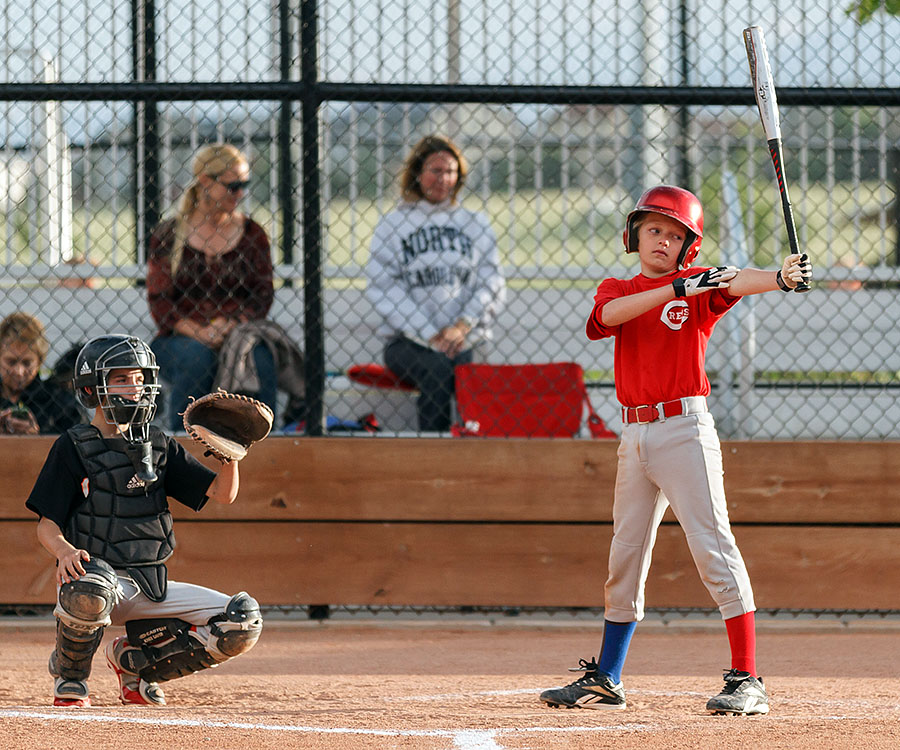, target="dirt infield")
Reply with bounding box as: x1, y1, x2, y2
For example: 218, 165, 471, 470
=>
1, 615, 898, 750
